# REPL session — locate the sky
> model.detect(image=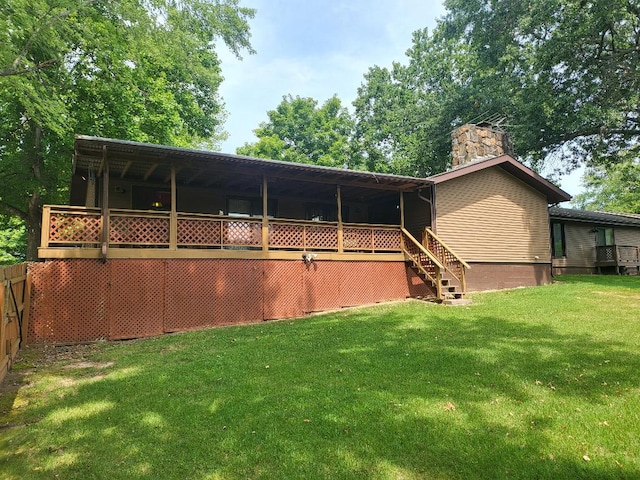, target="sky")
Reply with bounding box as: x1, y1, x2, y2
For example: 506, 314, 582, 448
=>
217, 0, 583, 197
